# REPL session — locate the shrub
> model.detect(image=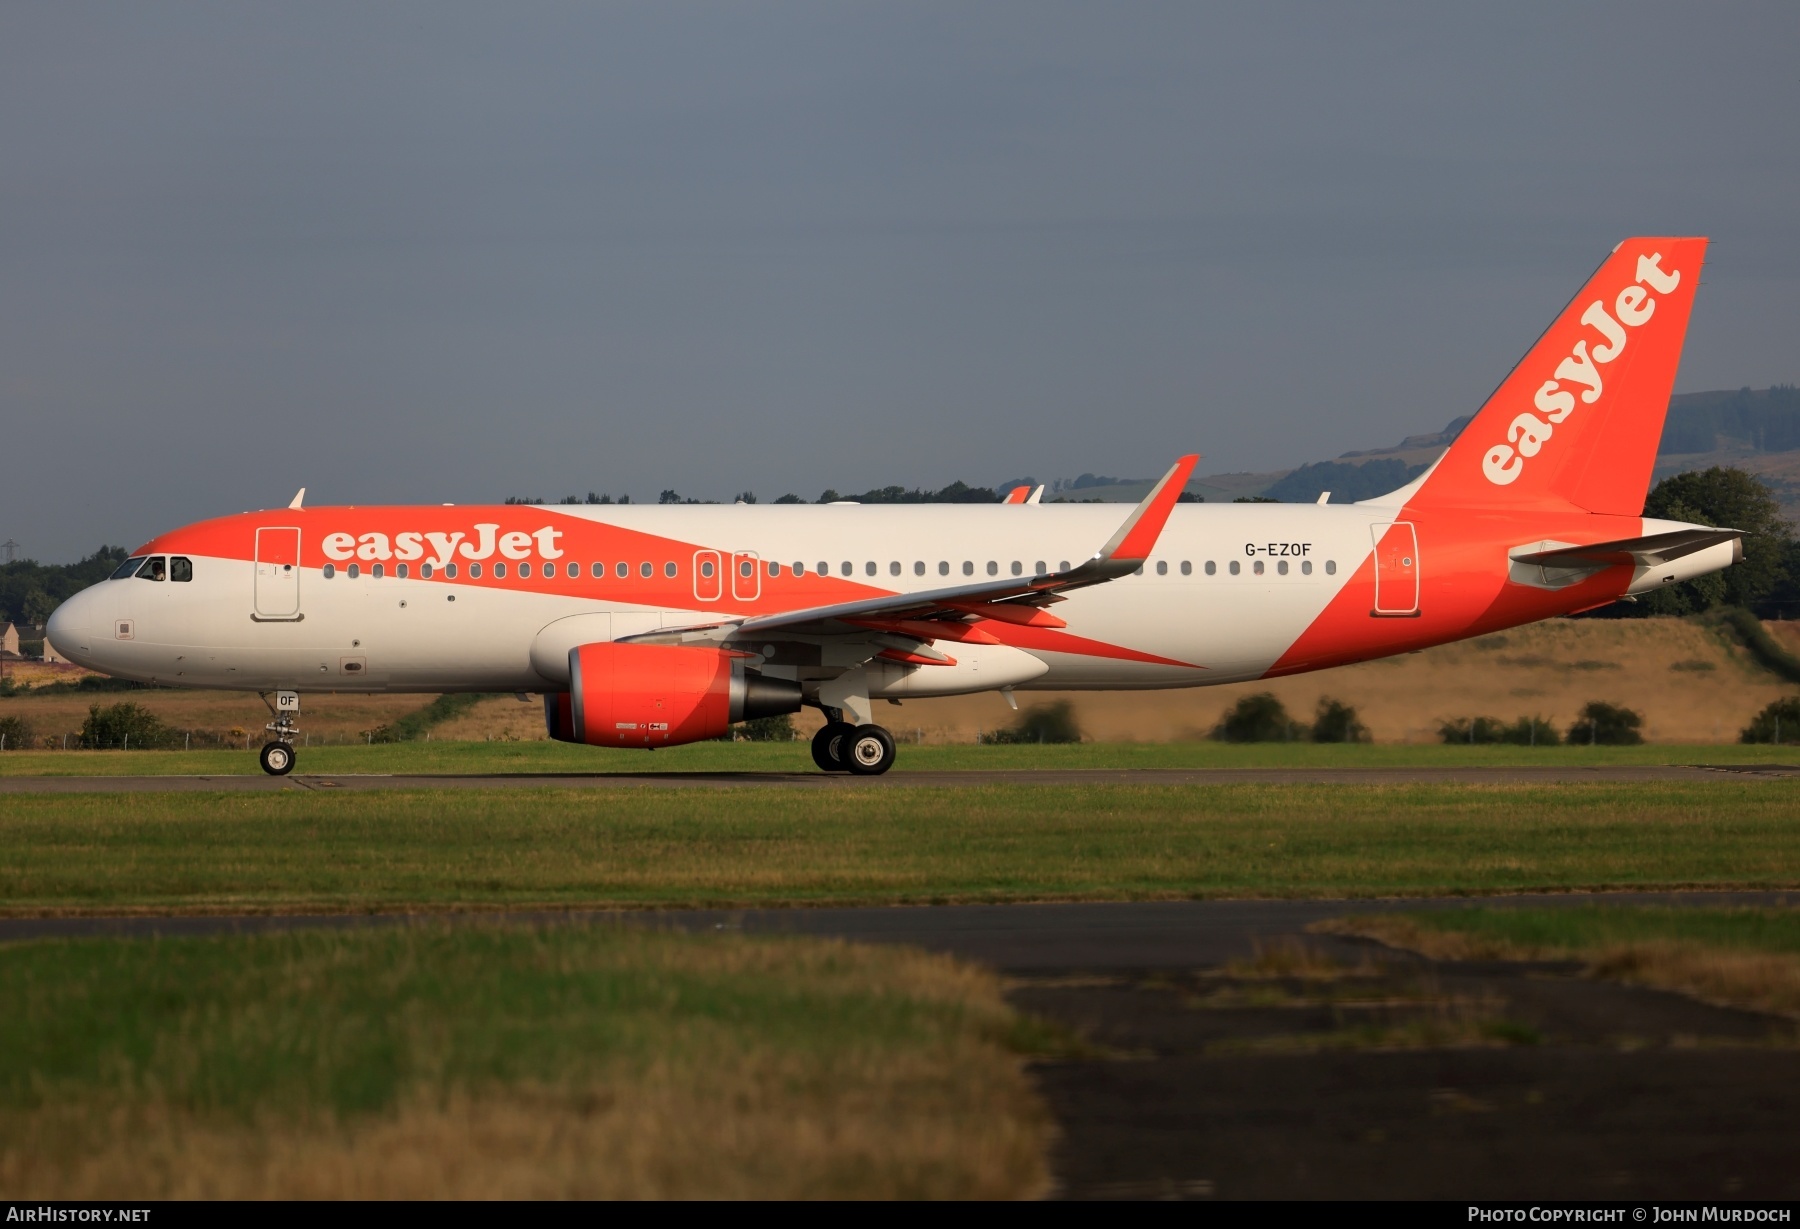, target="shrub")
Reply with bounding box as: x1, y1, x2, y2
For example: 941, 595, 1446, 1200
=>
1310, 697, 1370, 743
734, 714, 796, 742
987, 701, 1082, 744
1438, 716, 1508, 745
1439, 715, 1564, 746
1502, 716, 1561, 746
0, 715, 32, 751
1740, 696, 1800, 744
1566, 701, 1644, 746
1211, 693, 1298, 743
79, 702, 176, 750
